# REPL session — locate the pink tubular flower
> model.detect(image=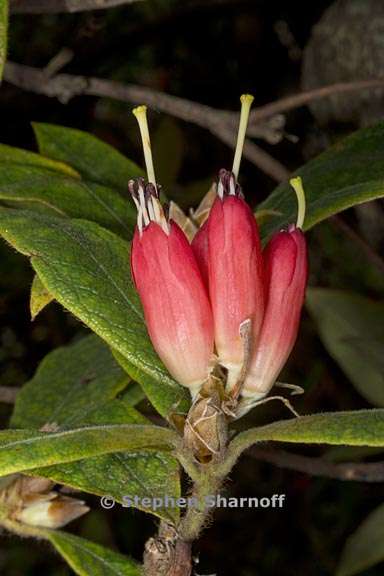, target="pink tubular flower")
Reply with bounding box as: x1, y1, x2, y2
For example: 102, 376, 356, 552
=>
194, 169, 264, 388
242, 225, 308, 398
191, 219, 209, 289
130, 179, 214, 394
